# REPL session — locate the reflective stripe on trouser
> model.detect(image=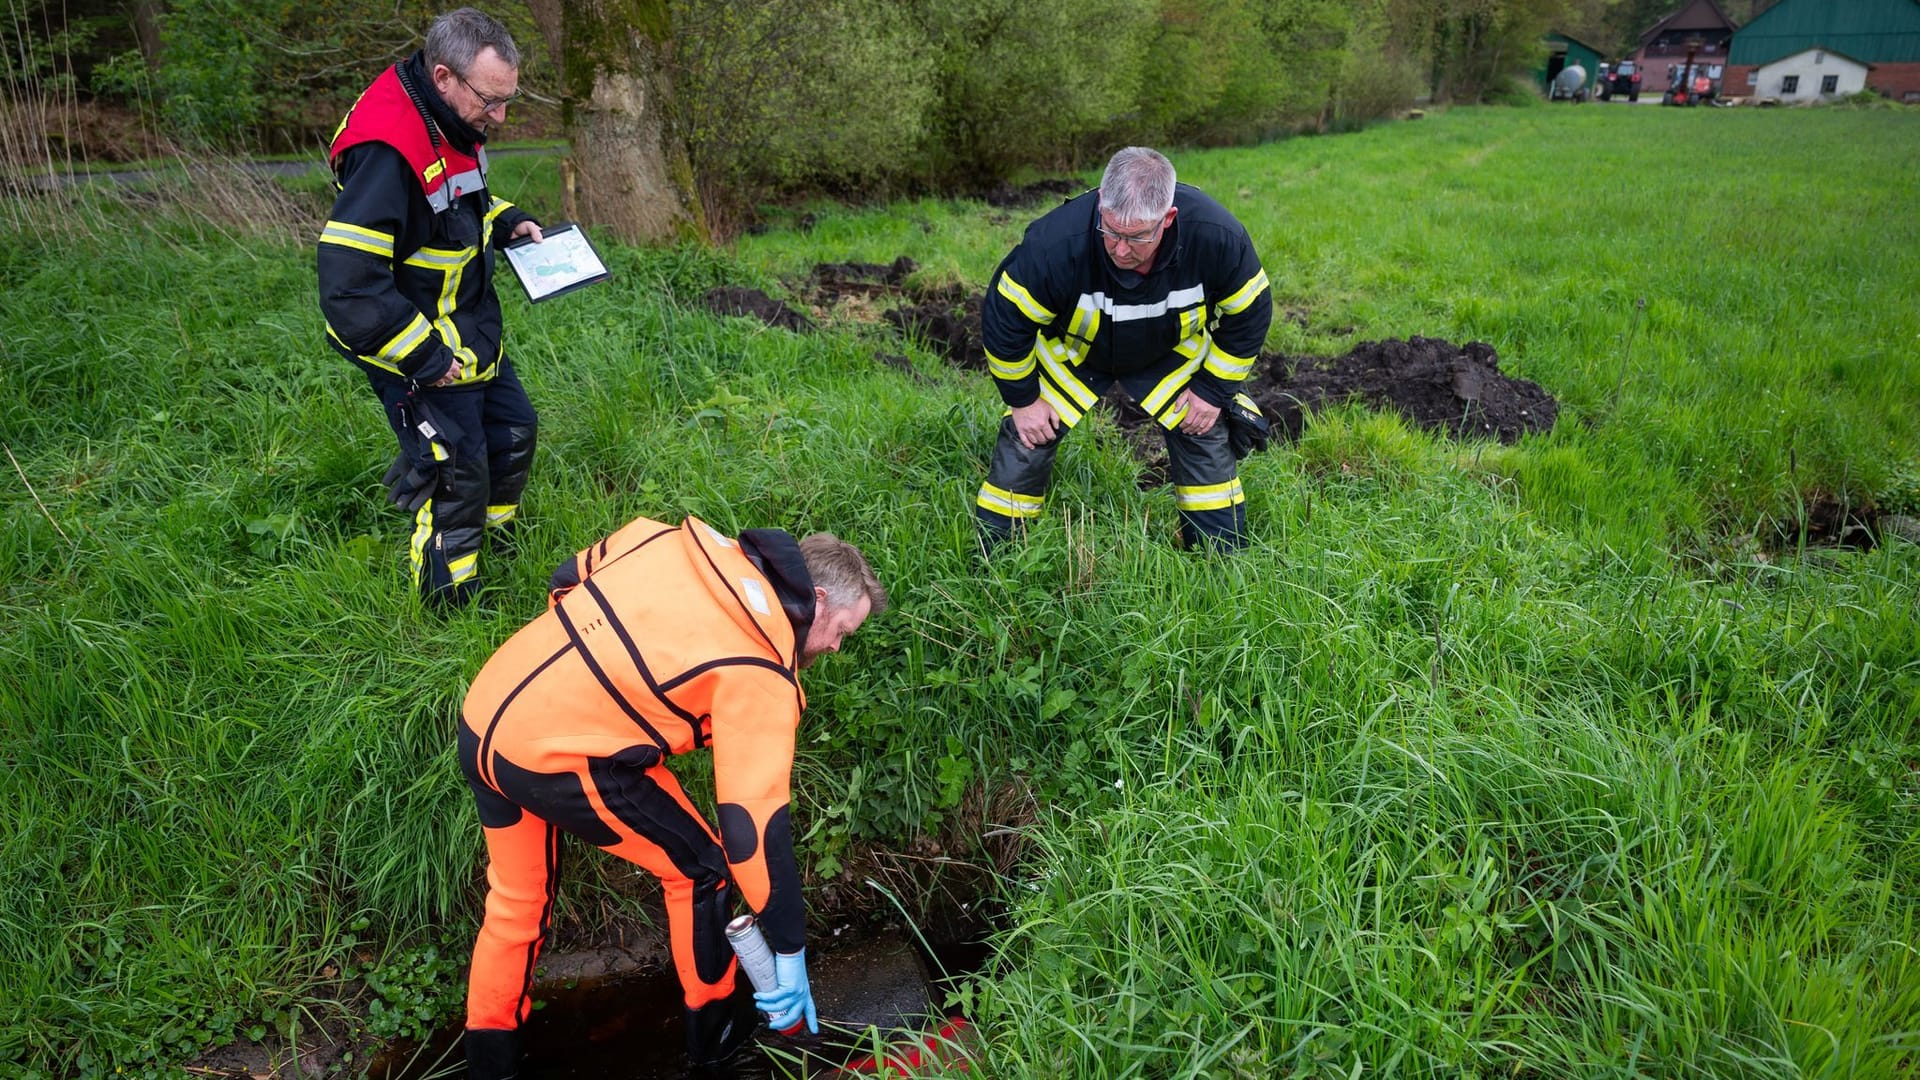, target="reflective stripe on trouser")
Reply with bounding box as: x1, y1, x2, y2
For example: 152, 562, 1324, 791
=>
1166, 419, 1247, 550
459, 723, 738, 1031
976, 363, 1247, 549
975, 415, 1057, 539
369, 360, 537, 603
